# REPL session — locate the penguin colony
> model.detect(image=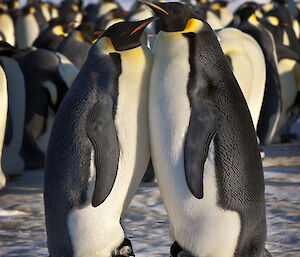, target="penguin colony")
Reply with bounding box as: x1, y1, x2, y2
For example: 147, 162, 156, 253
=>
0, 0, 299, 256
